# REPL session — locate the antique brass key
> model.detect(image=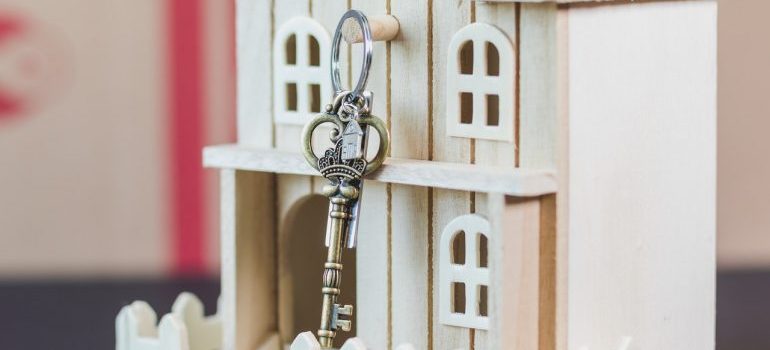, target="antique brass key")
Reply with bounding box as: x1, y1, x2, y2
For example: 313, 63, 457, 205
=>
301, 10, 389, 349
